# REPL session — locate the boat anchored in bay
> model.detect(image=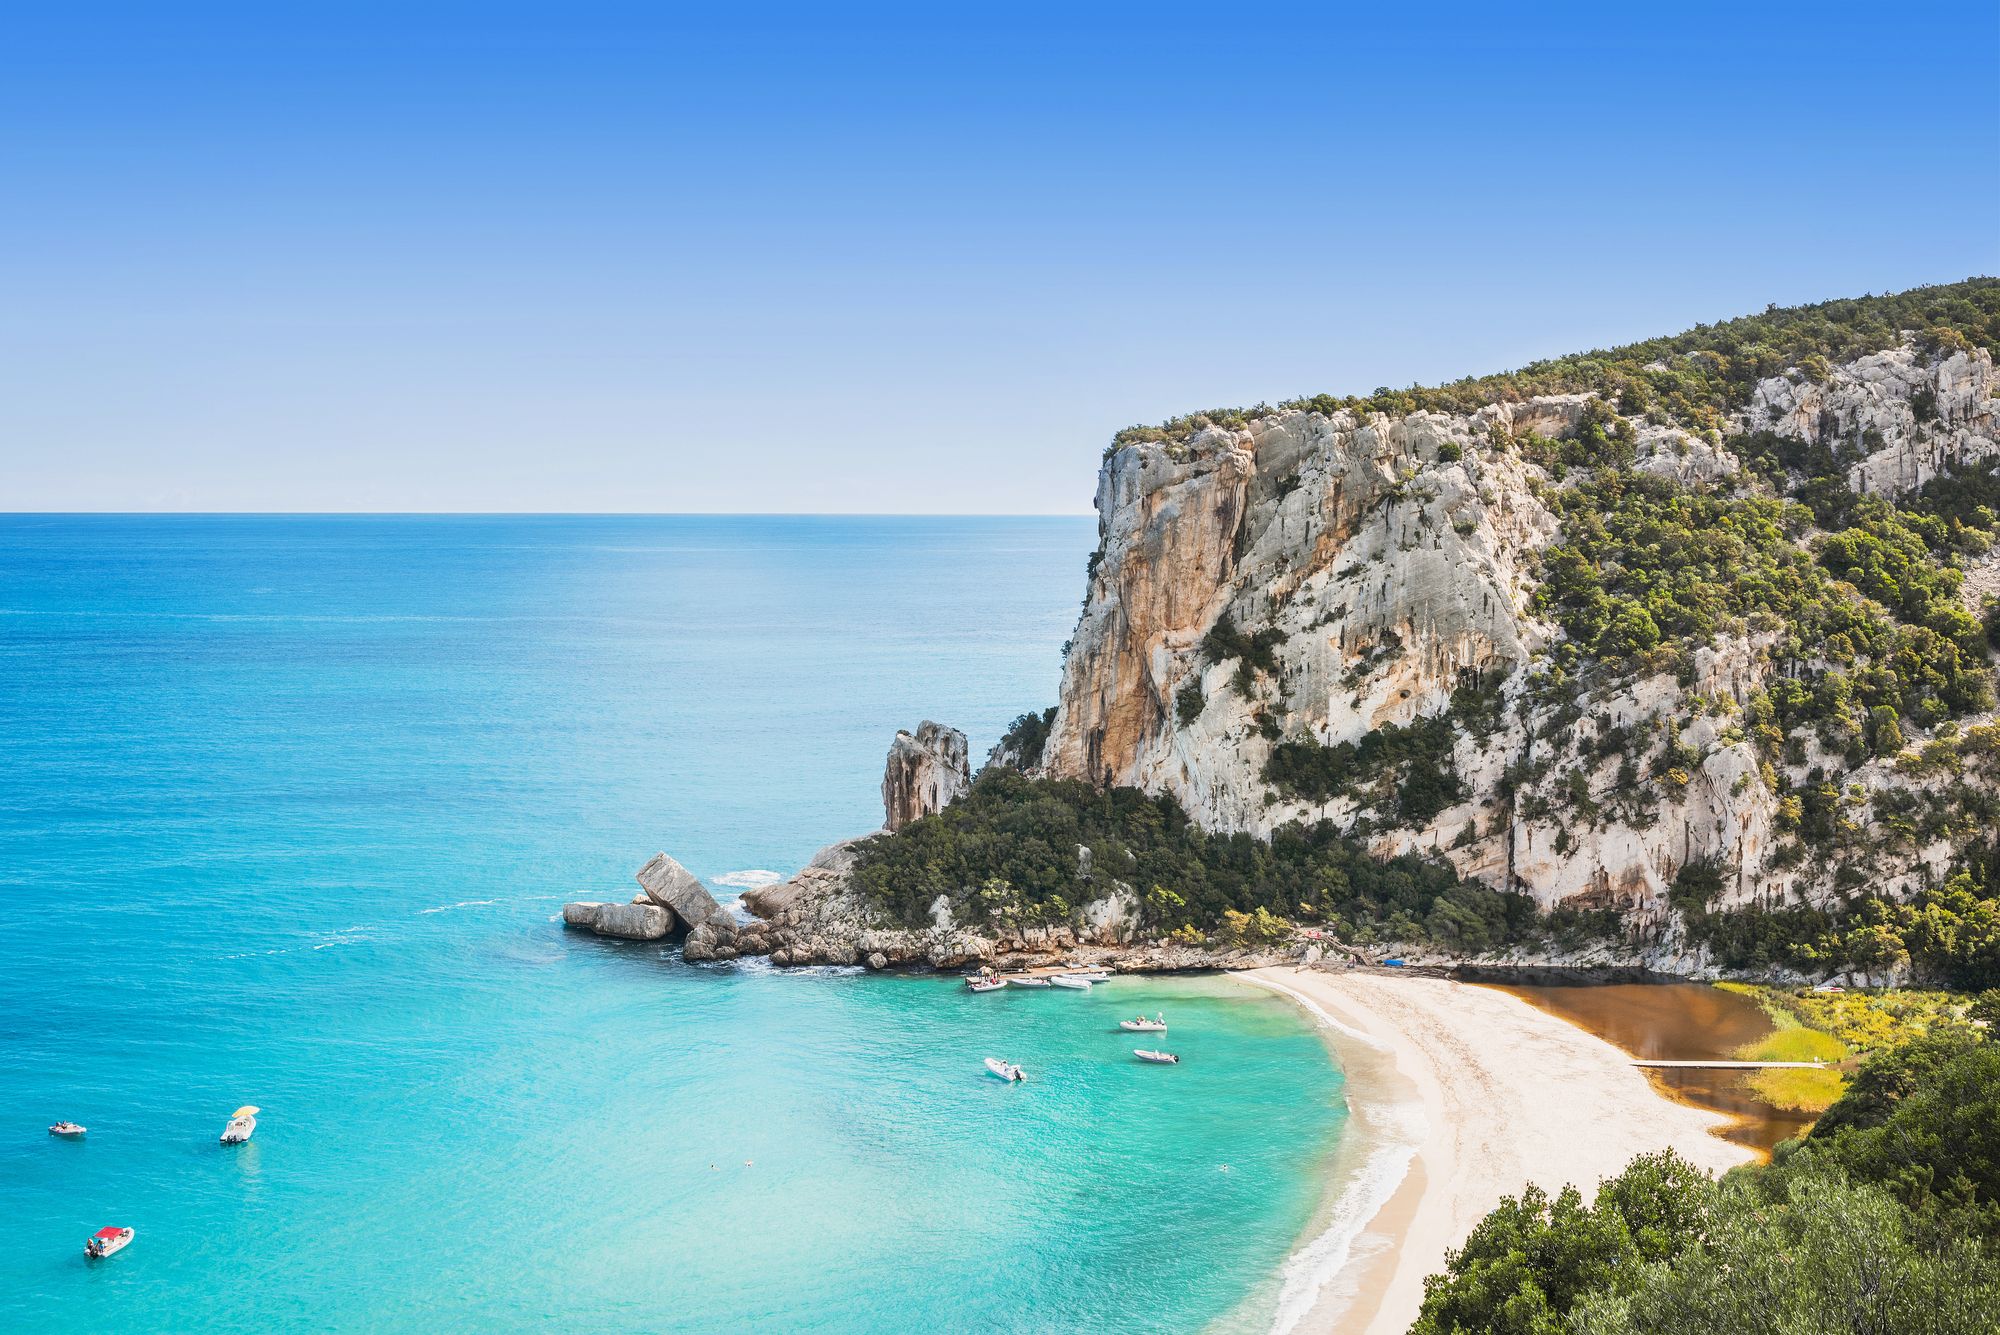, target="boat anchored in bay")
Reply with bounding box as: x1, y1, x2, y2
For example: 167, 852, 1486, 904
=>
85, 1226, 134, 1259
220, 1105, 260, 1145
